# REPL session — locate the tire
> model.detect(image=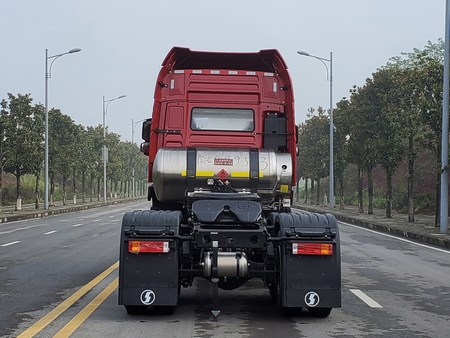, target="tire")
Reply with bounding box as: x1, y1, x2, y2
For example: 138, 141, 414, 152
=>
282, 307, 302, 316
268, 285, 277, 303
308, 307, 332, 318
125, 305, 147, 315
155, 305, 176, 315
